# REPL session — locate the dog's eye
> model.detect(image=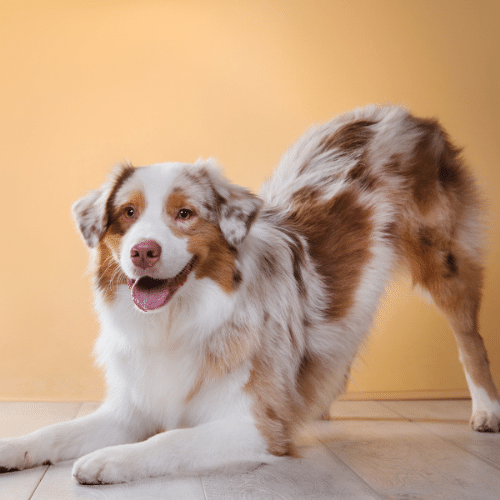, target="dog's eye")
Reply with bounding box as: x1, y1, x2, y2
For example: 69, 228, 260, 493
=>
124, 206, 136, 219
177, 208, 193, 220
